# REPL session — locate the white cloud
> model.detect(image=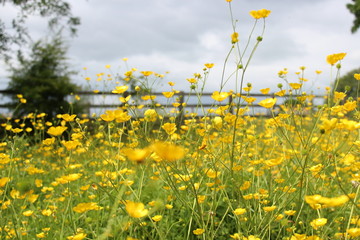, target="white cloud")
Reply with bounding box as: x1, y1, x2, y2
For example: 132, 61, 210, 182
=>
0, 0, 359, 96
